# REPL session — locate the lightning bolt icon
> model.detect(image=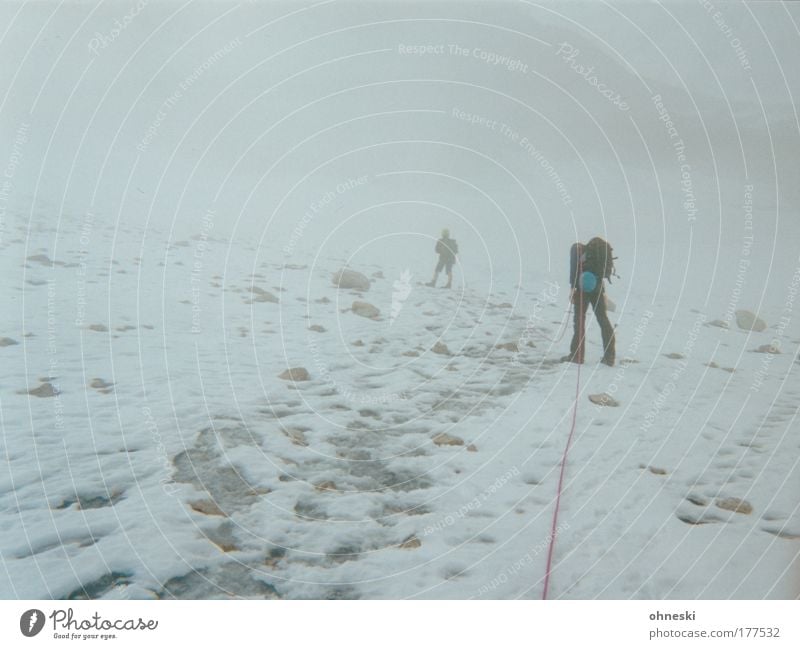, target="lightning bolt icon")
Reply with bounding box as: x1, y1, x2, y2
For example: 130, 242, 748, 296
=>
28, 612, 37, 632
